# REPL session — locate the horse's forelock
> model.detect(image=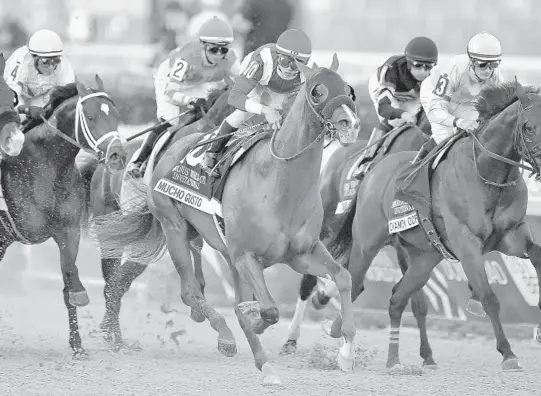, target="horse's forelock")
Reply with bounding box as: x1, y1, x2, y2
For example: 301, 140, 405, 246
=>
476, 83, 540, 120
